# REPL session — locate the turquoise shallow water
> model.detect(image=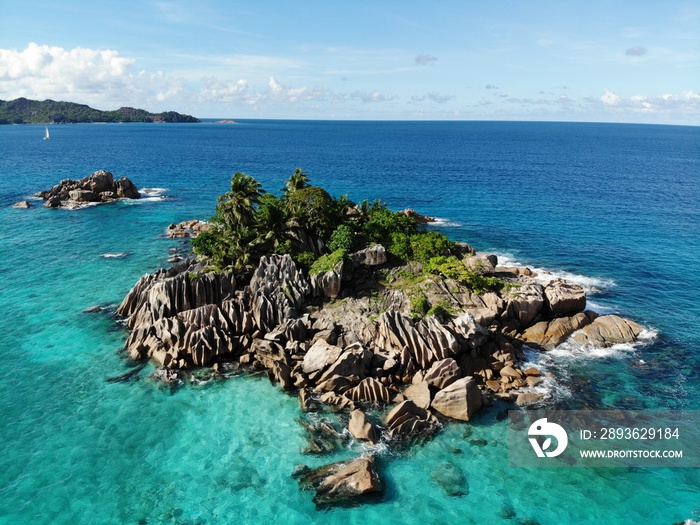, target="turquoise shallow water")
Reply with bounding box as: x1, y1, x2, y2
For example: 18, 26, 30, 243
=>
0, 121, 698, 524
